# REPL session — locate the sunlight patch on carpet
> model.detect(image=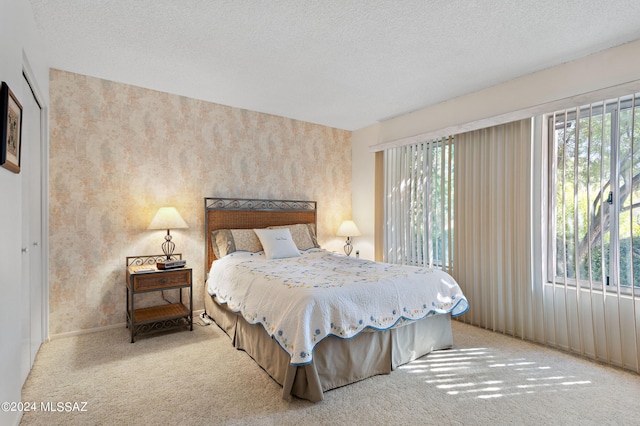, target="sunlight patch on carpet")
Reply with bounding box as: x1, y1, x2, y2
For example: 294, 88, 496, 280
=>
397, 346, 594, 400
